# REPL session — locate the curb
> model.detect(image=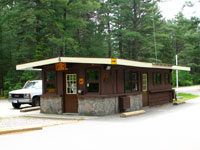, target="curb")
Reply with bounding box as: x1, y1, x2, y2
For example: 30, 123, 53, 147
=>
24, 116, 84, 121
0, 120, 79, 135
120, 110, 145, 117
173, 101, 186, 105
20, 106, 40, 112
0, 126, 43, 135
